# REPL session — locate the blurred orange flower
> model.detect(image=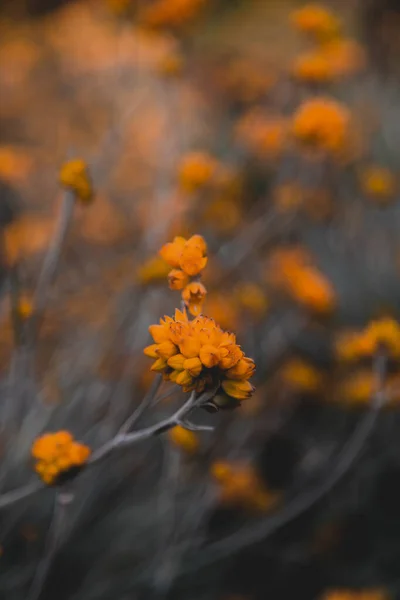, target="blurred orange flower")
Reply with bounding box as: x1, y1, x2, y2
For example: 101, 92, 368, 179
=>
292, 97, 350, 155
335, 318, 400, 361
279, 358, 324, 394
178, 152, 218, 194
292, 51, 332, 83
168, 425, 199, 453
359, 165, 397, 203
59, 158, 94, 203
290, 4, 340, 41
32, 431, 91, 485
139, 0, 207, 29
235, 110, 288, 160
211, 460, 280, 511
